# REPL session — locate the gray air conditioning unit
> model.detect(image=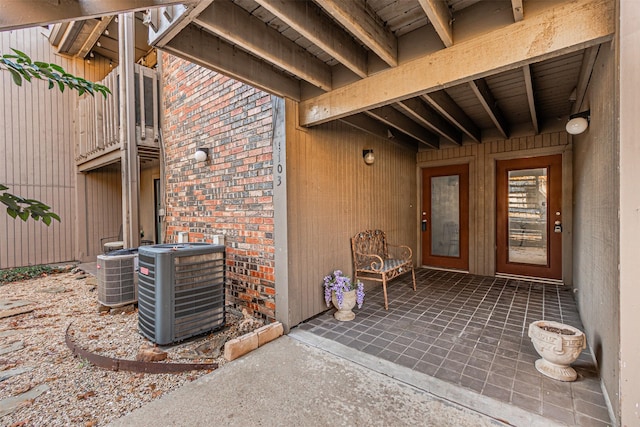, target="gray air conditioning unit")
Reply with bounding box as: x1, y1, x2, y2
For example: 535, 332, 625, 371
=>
137, 243, 225, 345
96, 248, 138, 307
